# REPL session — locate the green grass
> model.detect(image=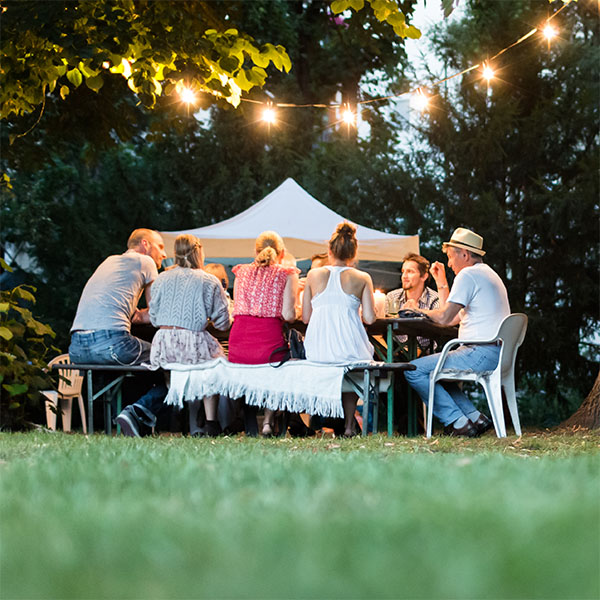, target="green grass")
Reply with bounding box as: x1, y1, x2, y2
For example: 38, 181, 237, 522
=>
1, 431, 599, 600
